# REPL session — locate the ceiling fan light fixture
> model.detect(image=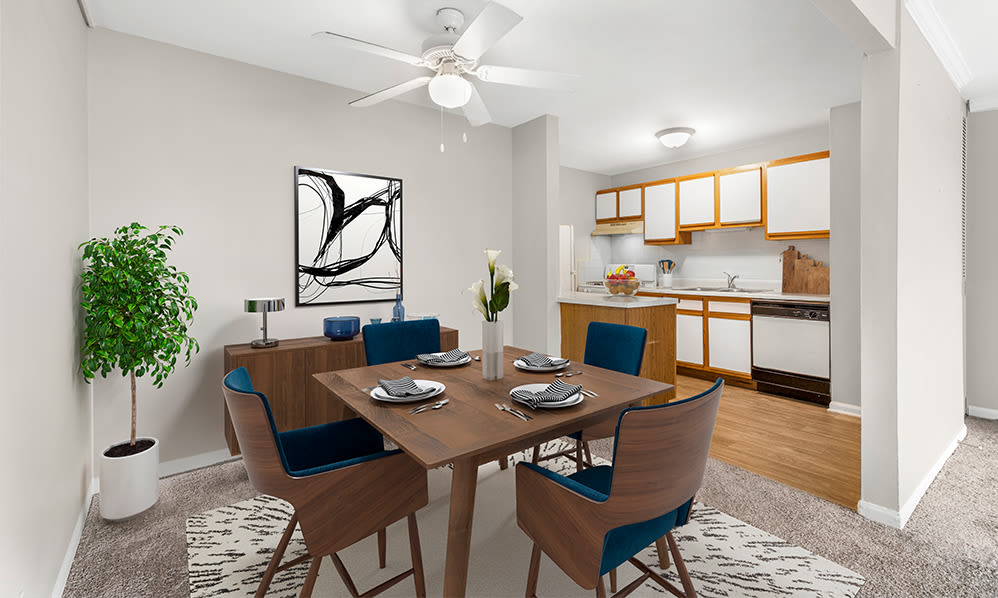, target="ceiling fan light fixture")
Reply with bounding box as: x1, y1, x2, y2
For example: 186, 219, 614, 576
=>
428, 73, 472, 108
655, 127, 696, 148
